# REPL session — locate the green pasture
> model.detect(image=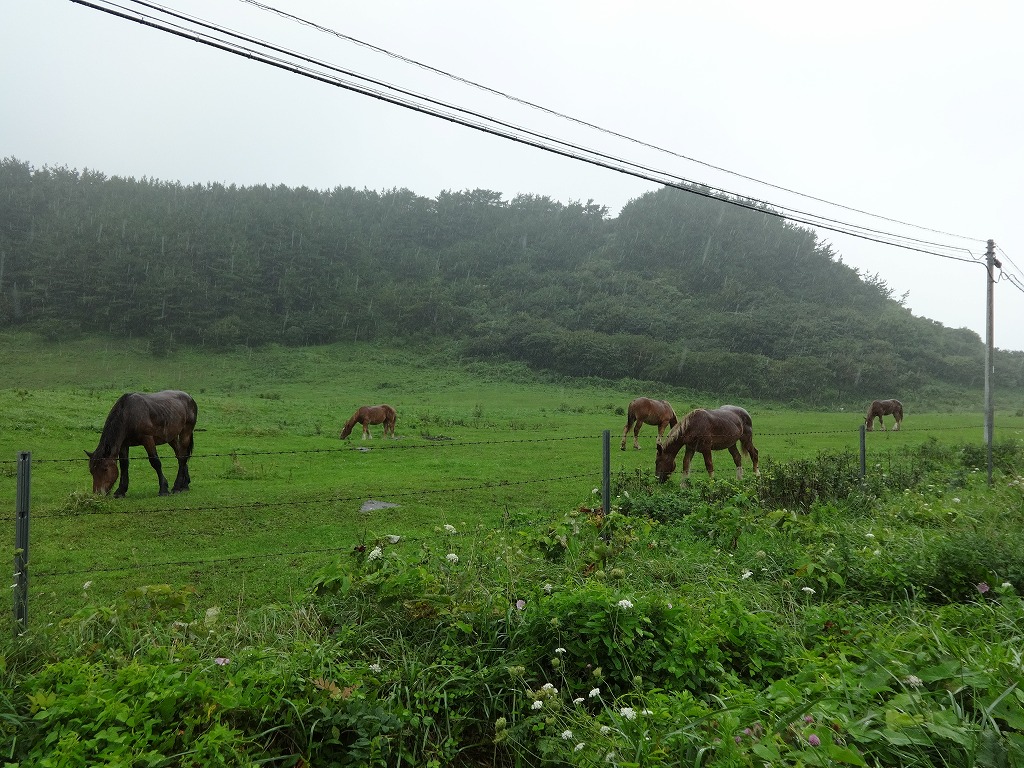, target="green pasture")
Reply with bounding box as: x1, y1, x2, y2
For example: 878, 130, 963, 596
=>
5, 331, 1024, 766
2, 331, 1022, 622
